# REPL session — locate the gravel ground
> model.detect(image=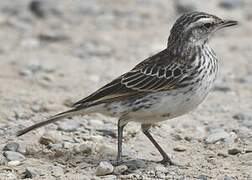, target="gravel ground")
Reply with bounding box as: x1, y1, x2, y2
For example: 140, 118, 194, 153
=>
0, 0, 251, 179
